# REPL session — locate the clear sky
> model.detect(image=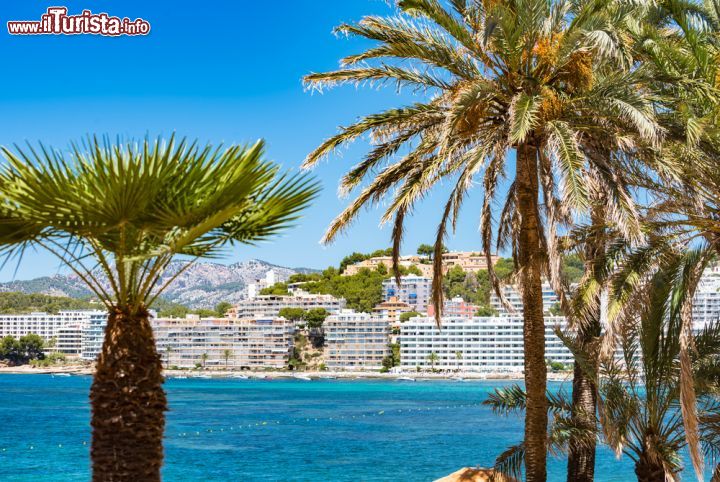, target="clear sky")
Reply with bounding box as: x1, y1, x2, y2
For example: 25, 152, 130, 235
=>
0, 1, 503, 280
